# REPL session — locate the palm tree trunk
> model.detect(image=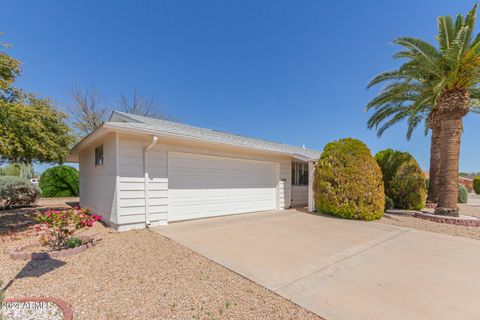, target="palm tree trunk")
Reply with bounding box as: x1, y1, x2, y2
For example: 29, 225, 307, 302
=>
427, 112, 441, 203
435, 89, 469, 216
